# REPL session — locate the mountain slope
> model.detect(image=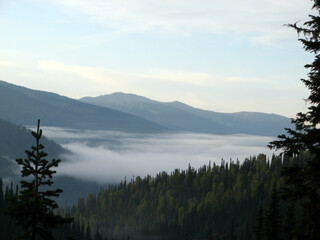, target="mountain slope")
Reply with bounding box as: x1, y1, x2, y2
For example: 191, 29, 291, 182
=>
0, 81, 167, 132
0, 118, 110, 205
166, 101, 290, 136
80, 92, 291, 136
0, 118, 66, 178
81, 93, 234, 134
